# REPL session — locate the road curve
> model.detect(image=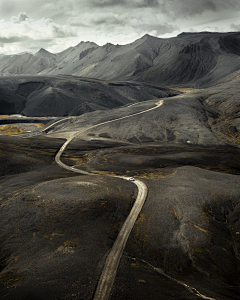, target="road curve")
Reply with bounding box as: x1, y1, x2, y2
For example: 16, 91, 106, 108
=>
93, 178, 147, 300
49, 98, 215, 300
50, 100, 163, 299
43, 116, 75, 132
